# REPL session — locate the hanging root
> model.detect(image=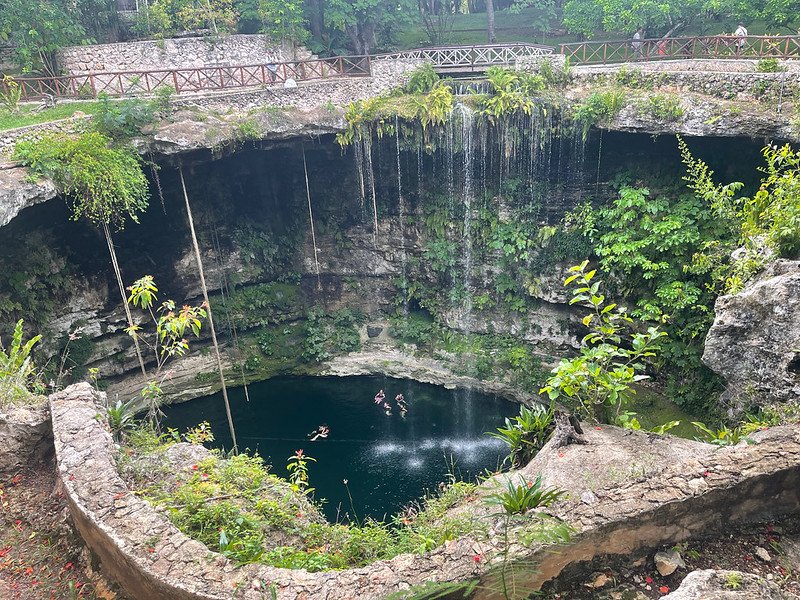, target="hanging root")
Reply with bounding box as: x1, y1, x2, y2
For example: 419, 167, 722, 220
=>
550, 411, 589, 449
